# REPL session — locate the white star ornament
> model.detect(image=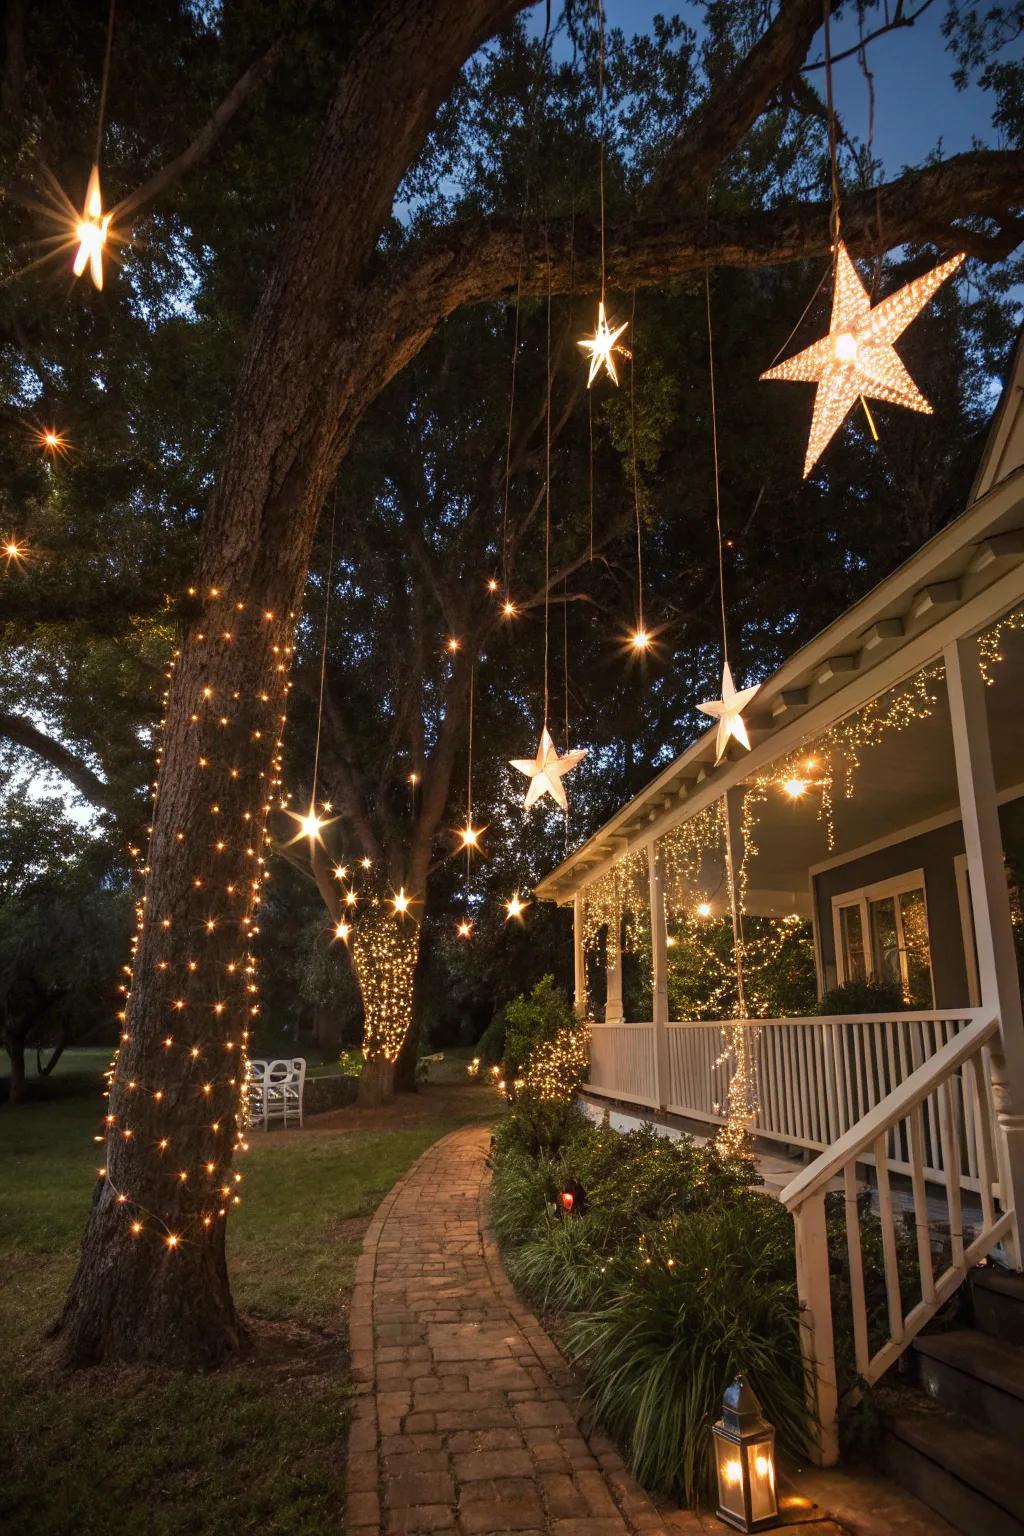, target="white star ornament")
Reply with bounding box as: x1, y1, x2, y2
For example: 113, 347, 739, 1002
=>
510, 727, 587, 812
698, 664, 760, 765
